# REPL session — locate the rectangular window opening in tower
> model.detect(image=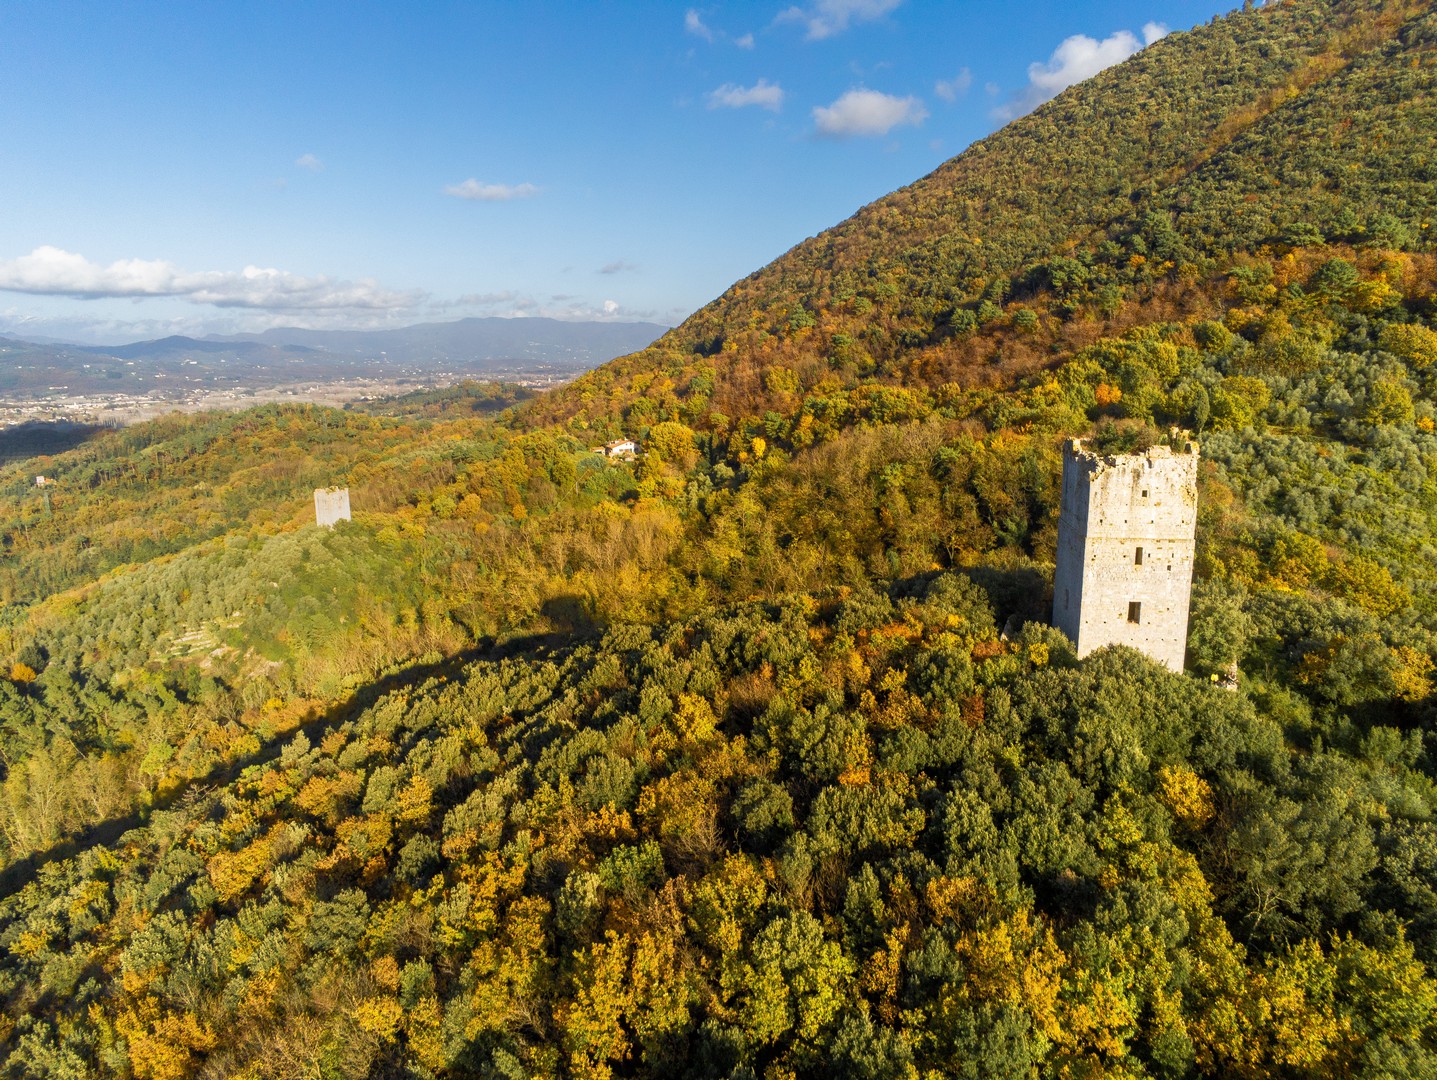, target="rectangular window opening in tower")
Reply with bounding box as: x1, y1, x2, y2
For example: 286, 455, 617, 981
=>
1128, 601, 1142, 624
1135, 546, 1143, 566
